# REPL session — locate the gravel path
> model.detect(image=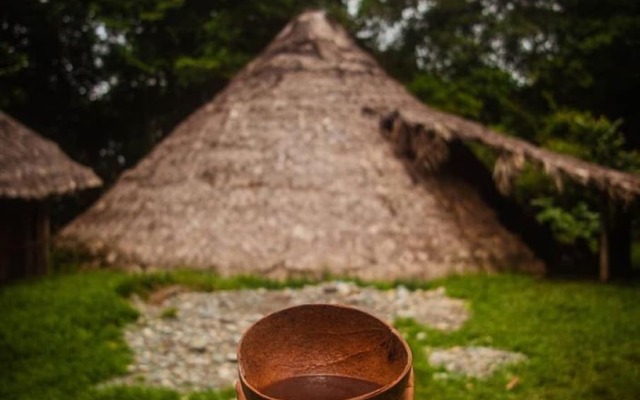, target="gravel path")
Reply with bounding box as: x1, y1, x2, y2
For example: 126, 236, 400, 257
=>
106, 282, 526, 392
428, 346, 528, 379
